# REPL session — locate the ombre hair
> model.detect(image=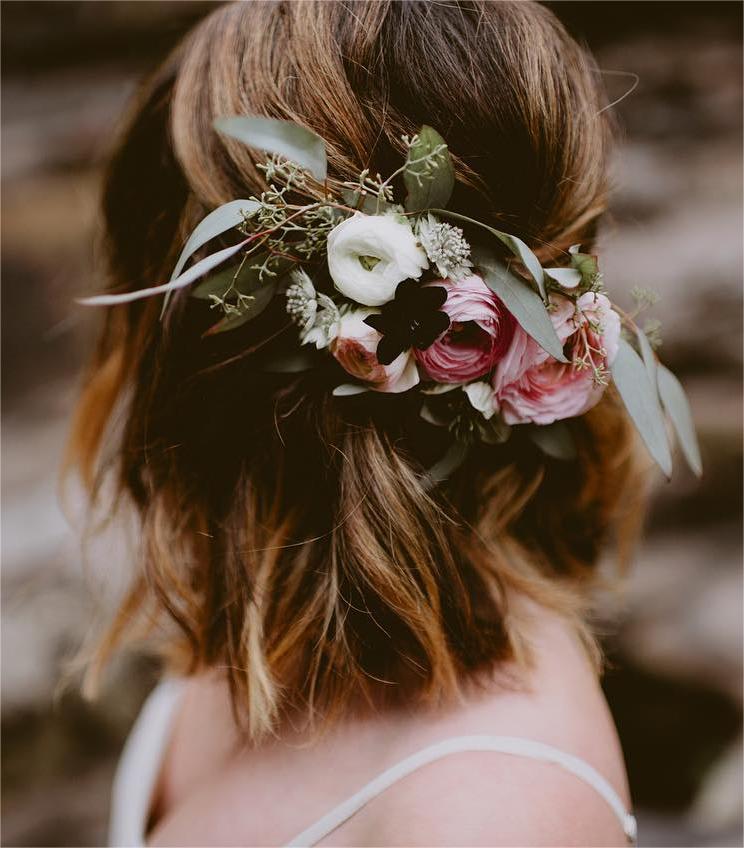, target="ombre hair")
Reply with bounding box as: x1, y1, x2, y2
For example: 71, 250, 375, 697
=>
68, 0, 645, 739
